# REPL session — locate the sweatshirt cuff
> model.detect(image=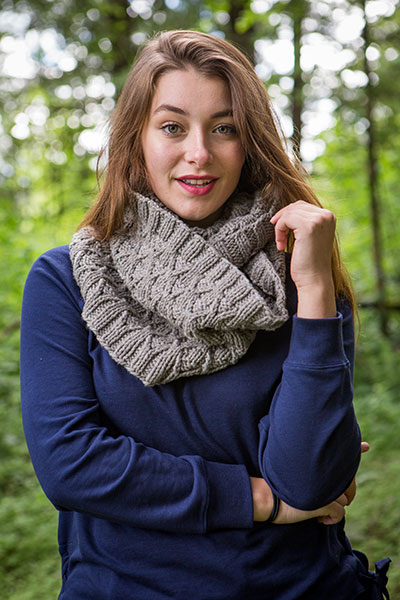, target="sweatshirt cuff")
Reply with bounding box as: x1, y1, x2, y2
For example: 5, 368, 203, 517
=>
286, 312, 348, 367
204, 461, 253, 531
